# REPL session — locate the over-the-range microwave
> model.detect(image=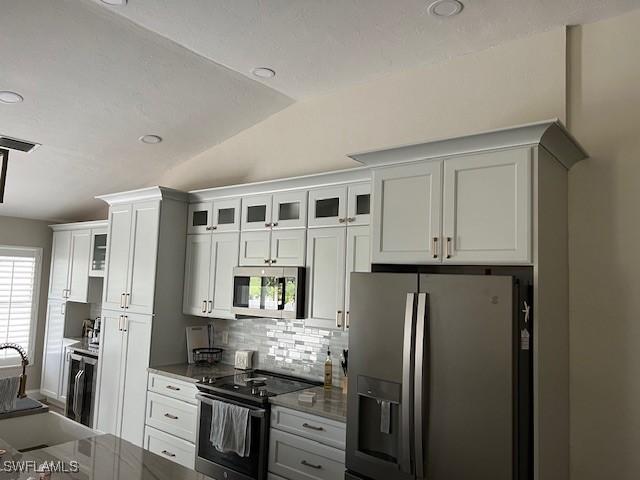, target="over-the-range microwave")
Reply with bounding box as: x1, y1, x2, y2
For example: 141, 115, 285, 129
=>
231, 266, 306, 319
